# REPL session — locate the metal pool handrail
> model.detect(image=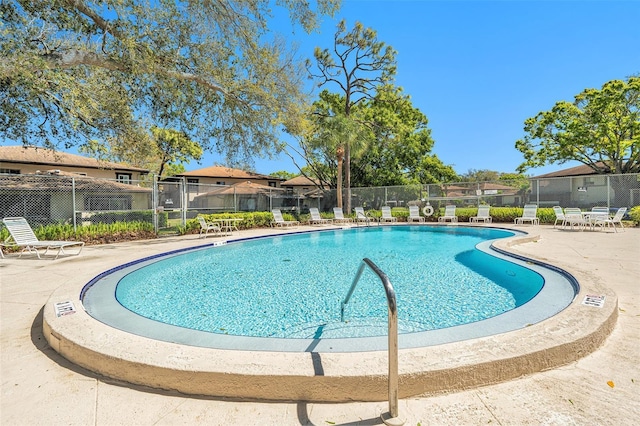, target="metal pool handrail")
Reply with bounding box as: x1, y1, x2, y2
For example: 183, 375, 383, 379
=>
341, 258, 403, 425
